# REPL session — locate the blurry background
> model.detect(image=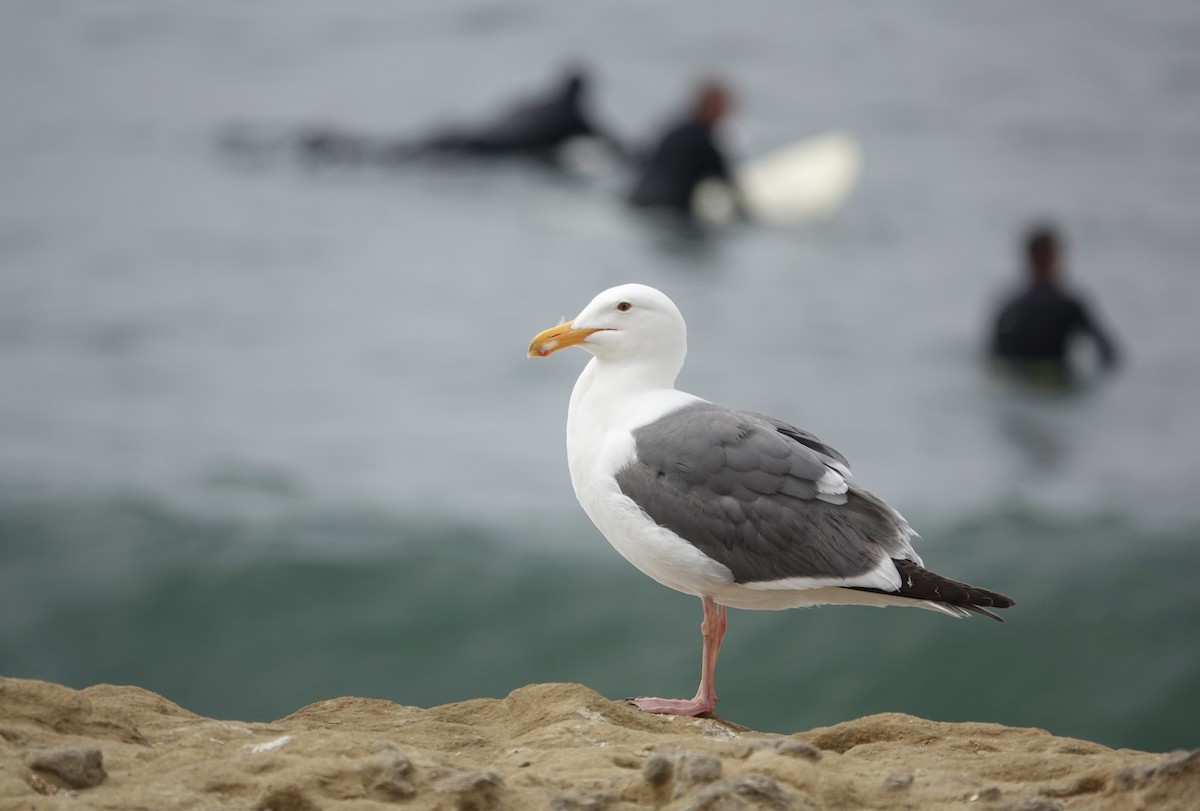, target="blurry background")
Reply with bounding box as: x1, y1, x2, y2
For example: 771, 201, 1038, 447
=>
2, 0, 1199, 753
